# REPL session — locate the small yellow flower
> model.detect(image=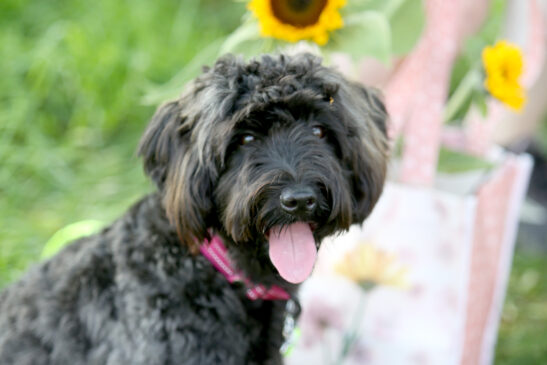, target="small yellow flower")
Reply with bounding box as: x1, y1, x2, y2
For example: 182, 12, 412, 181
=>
482, 40, 526, 111
247, 0, 346, 46
335, 243, 408, 290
